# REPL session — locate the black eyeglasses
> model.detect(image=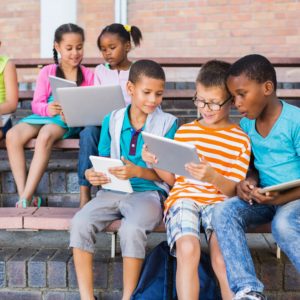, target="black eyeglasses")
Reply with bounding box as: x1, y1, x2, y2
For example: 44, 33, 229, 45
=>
192, 93, 232, 111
